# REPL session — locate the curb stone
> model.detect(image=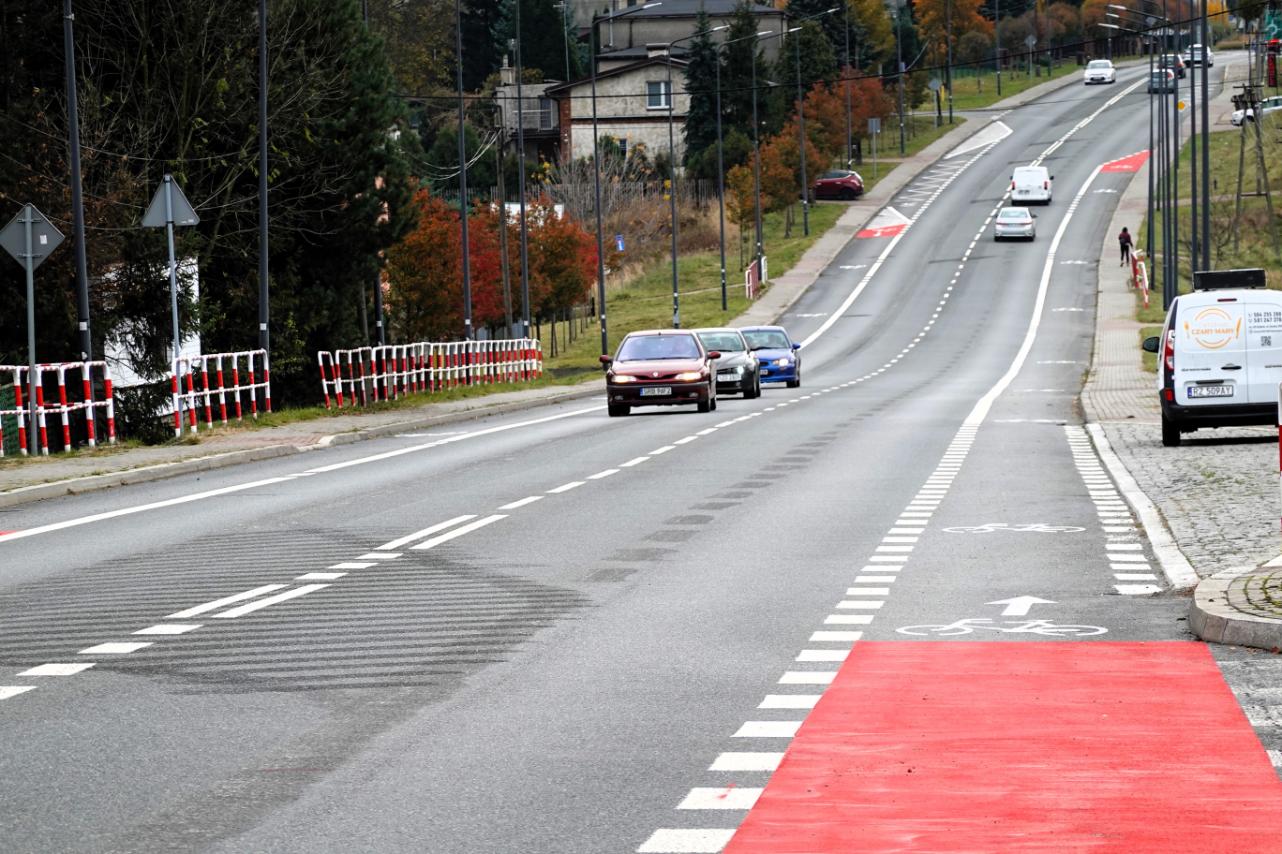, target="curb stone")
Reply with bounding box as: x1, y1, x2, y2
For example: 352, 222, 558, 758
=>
1189, 567, 1282, 650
